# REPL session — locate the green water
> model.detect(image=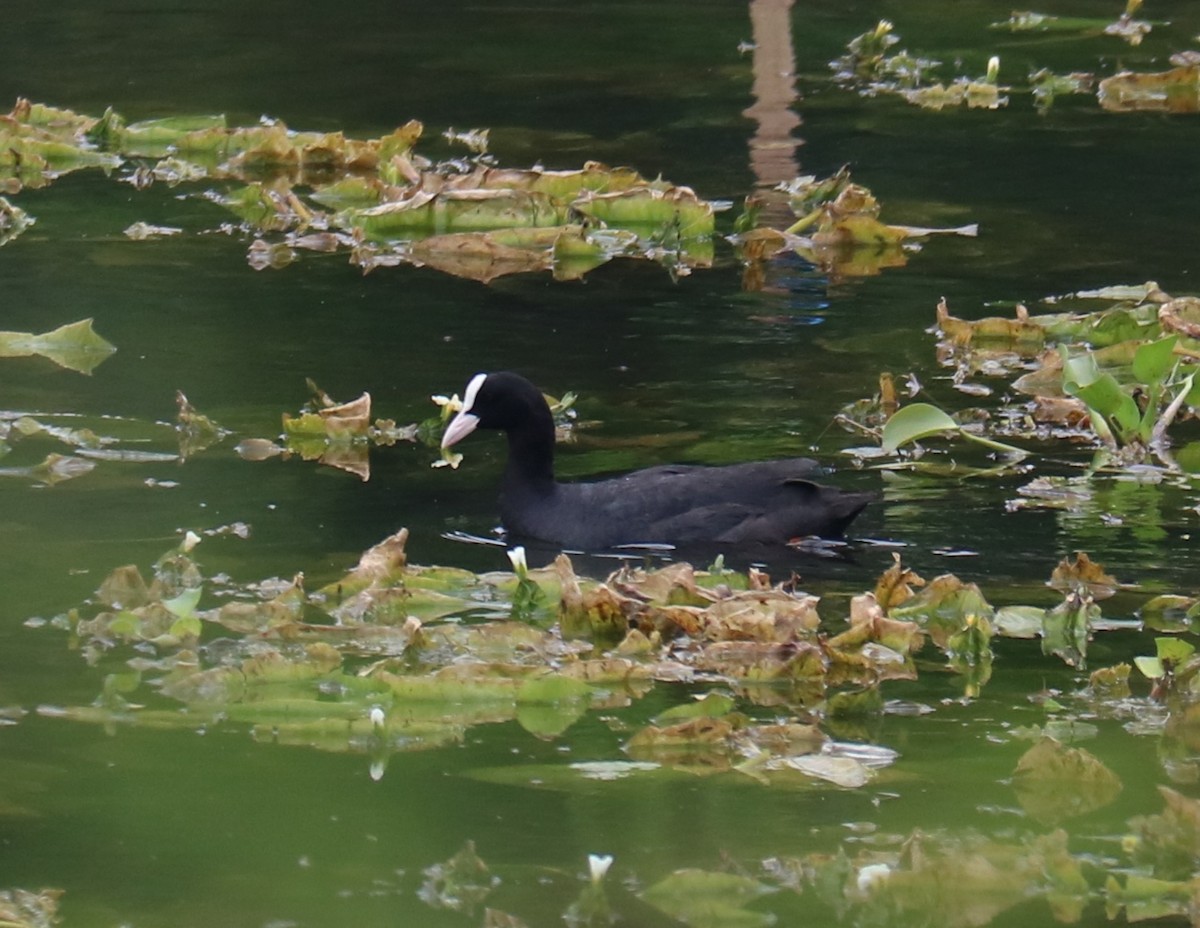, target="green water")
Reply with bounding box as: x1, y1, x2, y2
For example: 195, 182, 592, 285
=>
4, 1, 1200, 925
